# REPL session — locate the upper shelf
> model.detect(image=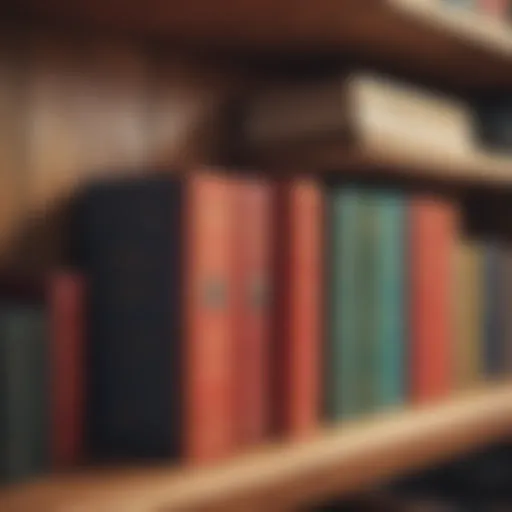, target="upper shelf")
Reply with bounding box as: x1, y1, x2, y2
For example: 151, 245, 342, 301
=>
2, 384, 512, 511
7, 0, 512, 89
